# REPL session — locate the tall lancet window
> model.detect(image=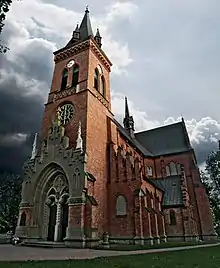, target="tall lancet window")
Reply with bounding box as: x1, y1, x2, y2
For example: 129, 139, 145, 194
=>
61, 68, 68, 90
101, 75, 105, 97
94, 68, 99, 90
72, 65, 79, 87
